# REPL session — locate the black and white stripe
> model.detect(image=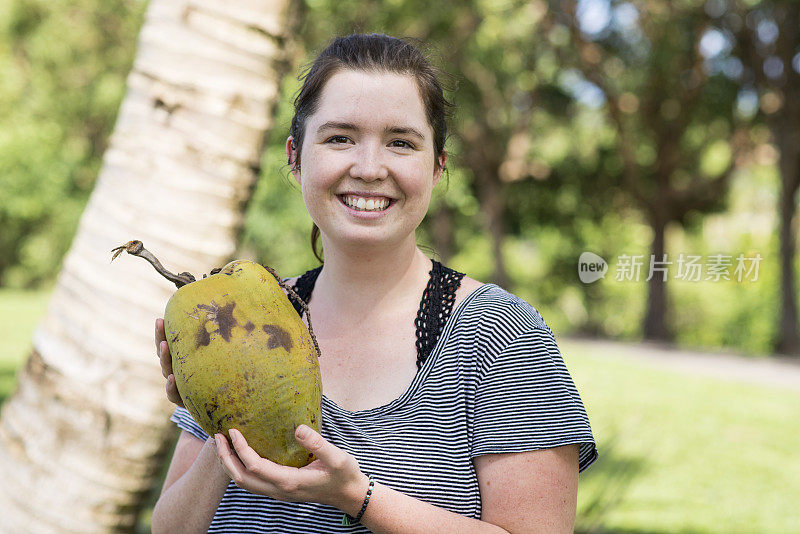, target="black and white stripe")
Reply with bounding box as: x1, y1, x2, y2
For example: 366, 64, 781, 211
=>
171, 283, 598, 533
